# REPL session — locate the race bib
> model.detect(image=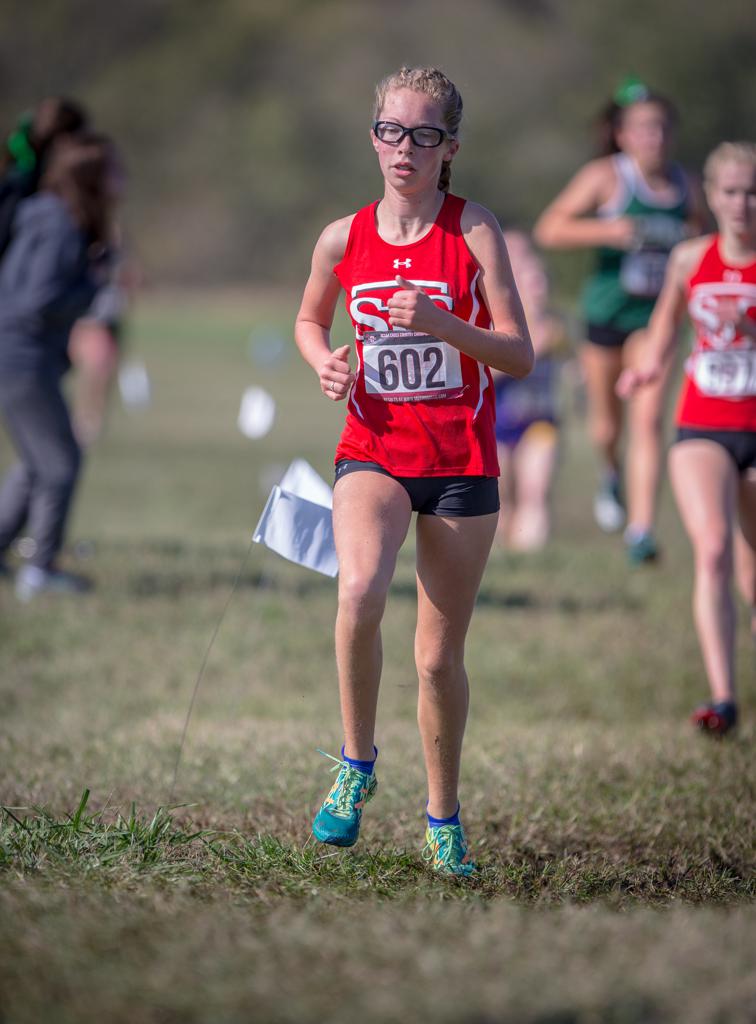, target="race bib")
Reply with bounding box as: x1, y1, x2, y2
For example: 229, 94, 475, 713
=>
690, 349, 756, 398
362, 330, 464, 402
620, 250, 668, 298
